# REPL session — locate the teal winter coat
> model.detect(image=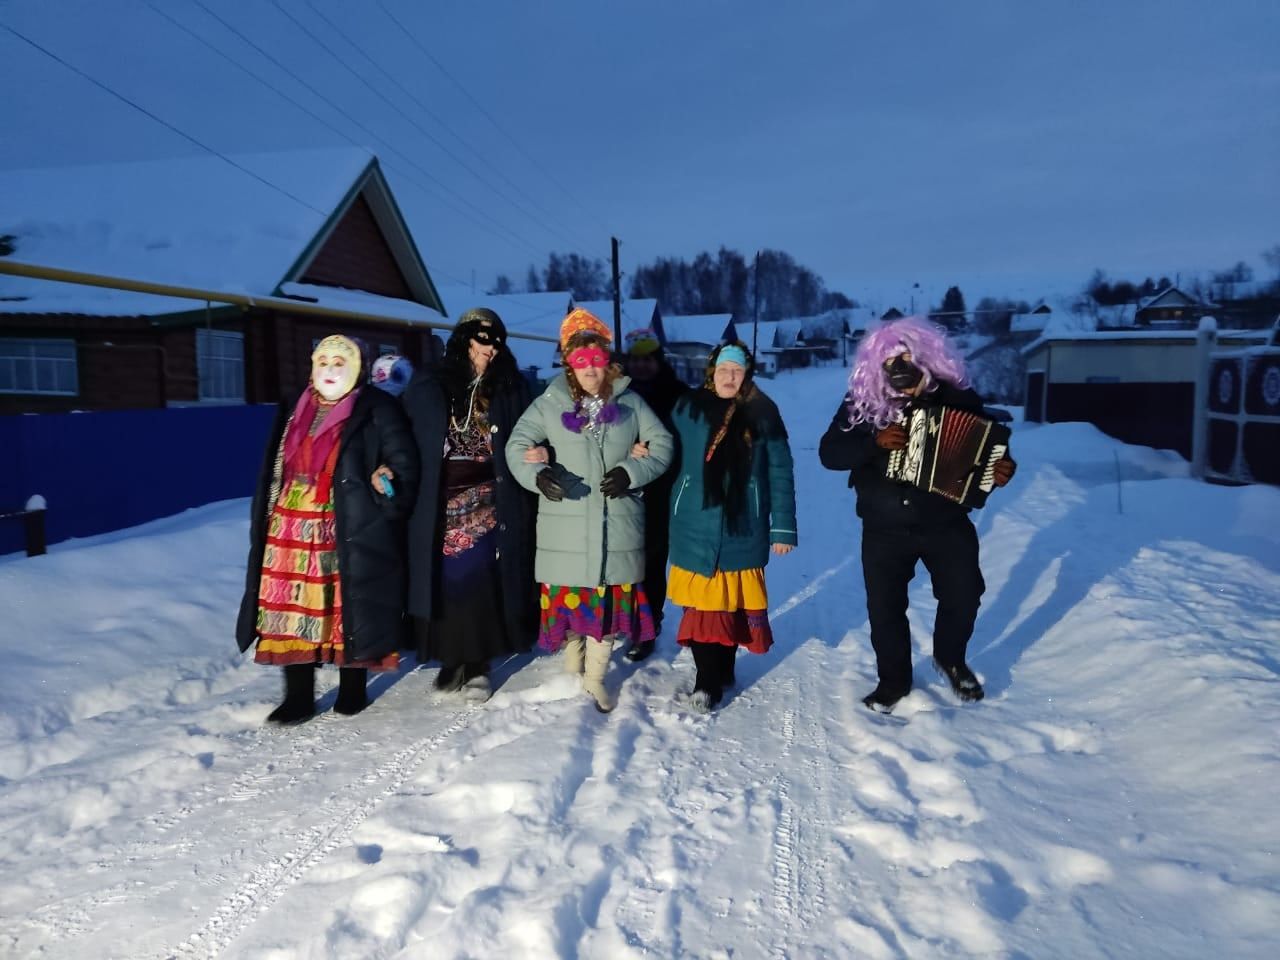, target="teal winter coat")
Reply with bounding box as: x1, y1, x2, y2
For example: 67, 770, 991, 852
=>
667, 385, 798, 577
506, 374, 674, 587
